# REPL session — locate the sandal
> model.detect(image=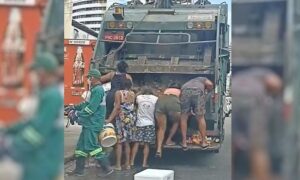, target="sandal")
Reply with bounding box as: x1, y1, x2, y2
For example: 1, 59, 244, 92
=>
165, 142, 176, 146
155, 152, 162, 158
182, 146, 188, 151
114, 166, 122, 171
200, 142, 209, 149
180, 143, 188, 151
